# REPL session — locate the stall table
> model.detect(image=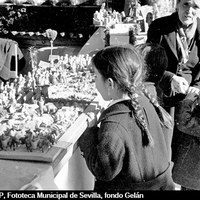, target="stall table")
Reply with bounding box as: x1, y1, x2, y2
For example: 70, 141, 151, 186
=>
0, 93, 107, 190
79, 26, 147, 55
